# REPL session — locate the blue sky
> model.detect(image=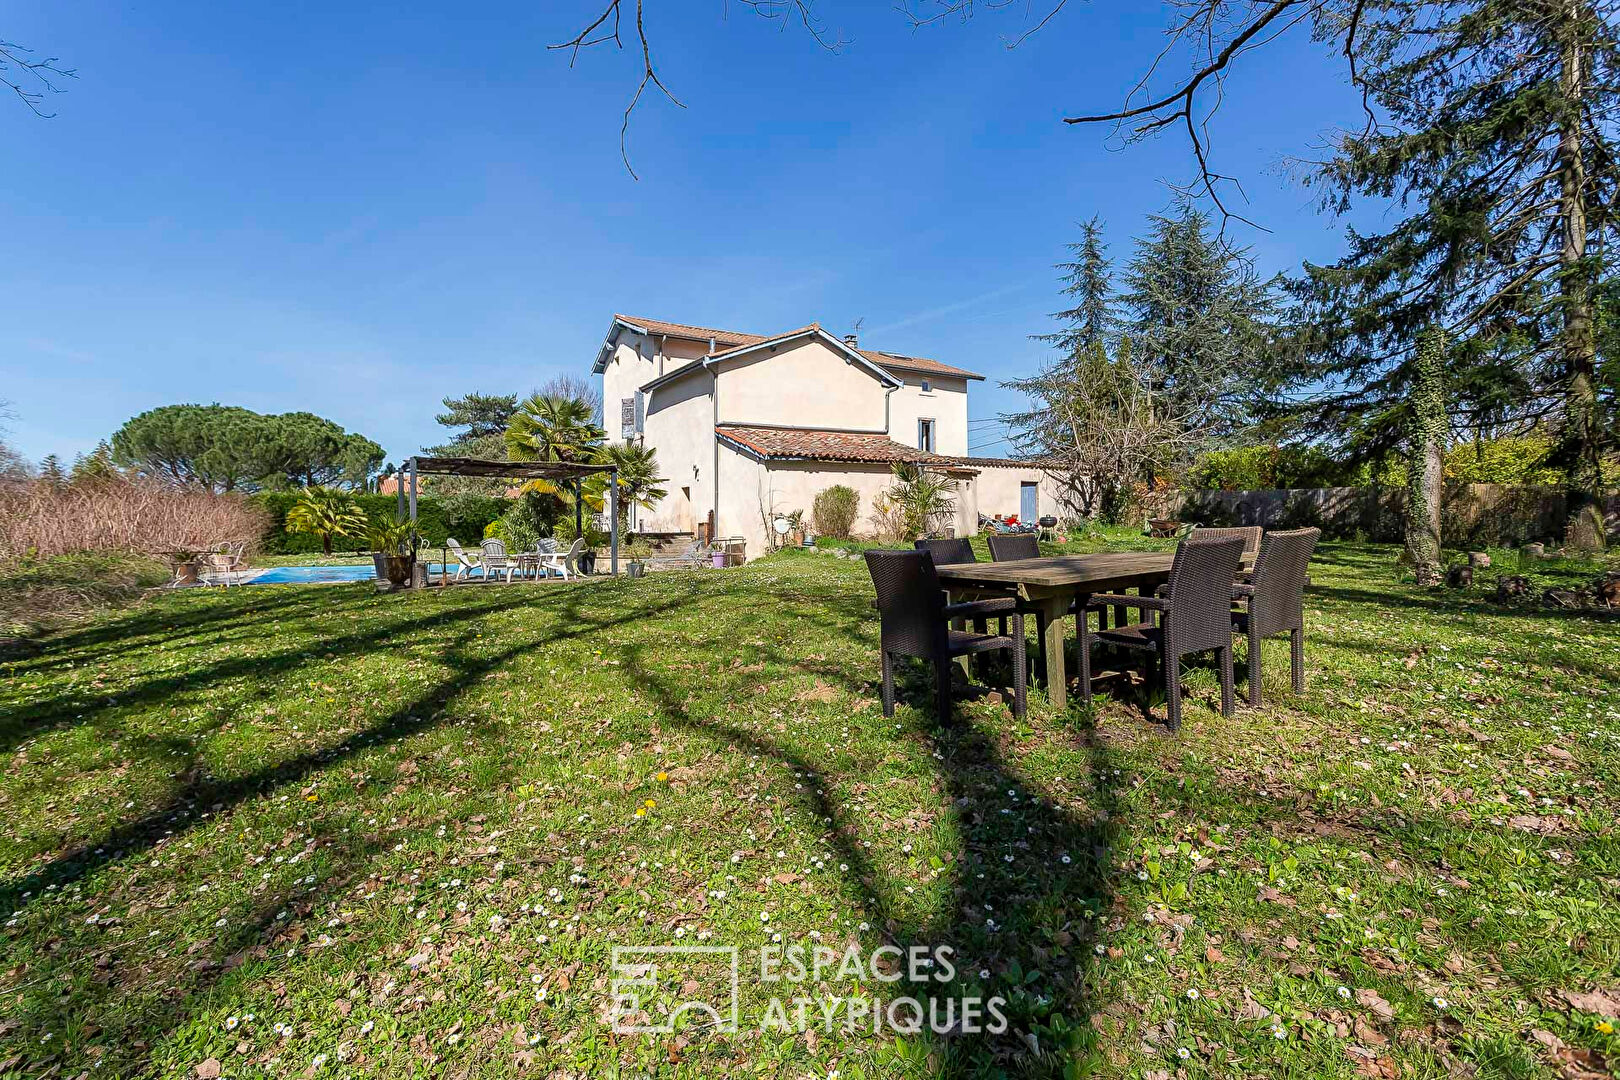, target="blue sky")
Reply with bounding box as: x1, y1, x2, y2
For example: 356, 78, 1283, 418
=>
1, 2, 1369, 464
